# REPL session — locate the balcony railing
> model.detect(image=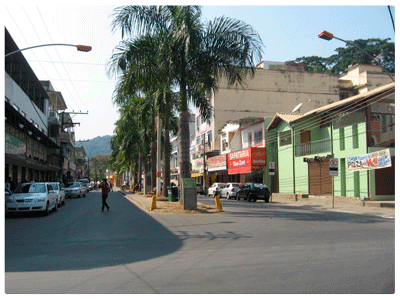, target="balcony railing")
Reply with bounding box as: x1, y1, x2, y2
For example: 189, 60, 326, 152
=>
295, 138, 331, 157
